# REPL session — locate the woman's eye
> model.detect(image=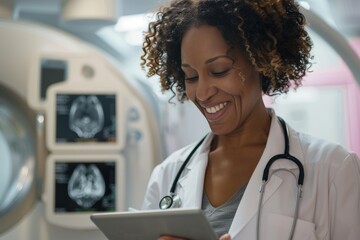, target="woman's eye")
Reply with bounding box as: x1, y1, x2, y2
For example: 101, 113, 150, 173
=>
185, 76, 198, 81
212, 69, 230, 77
